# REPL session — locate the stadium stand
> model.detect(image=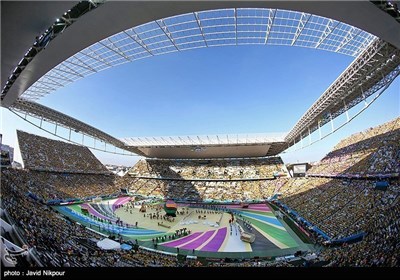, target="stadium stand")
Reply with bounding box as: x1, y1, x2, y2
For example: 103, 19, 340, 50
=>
116, 177, 282, 201
2, 168, 116, 201
306, 117, 400, 177
128, 157, 285, 180
116, 157, 287, 201
0, 174, 179, 267
278, 178, 399, 240
1, 117, 399, 267
11, 131, 118, 201
321, 181, 400, 267
17, 130, 109, 174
